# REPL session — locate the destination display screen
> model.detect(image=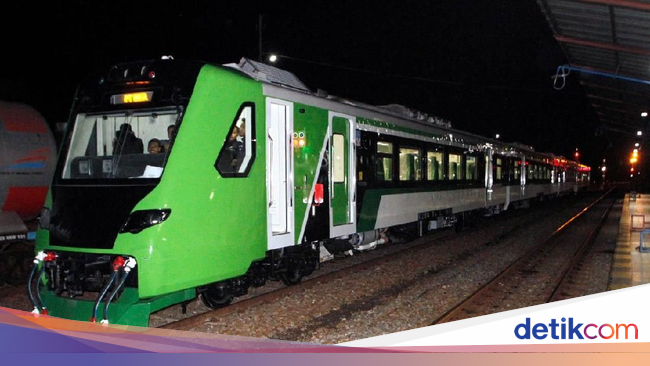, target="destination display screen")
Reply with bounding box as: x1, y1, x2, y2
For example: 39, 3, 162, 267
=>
110, 91, 153, 104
